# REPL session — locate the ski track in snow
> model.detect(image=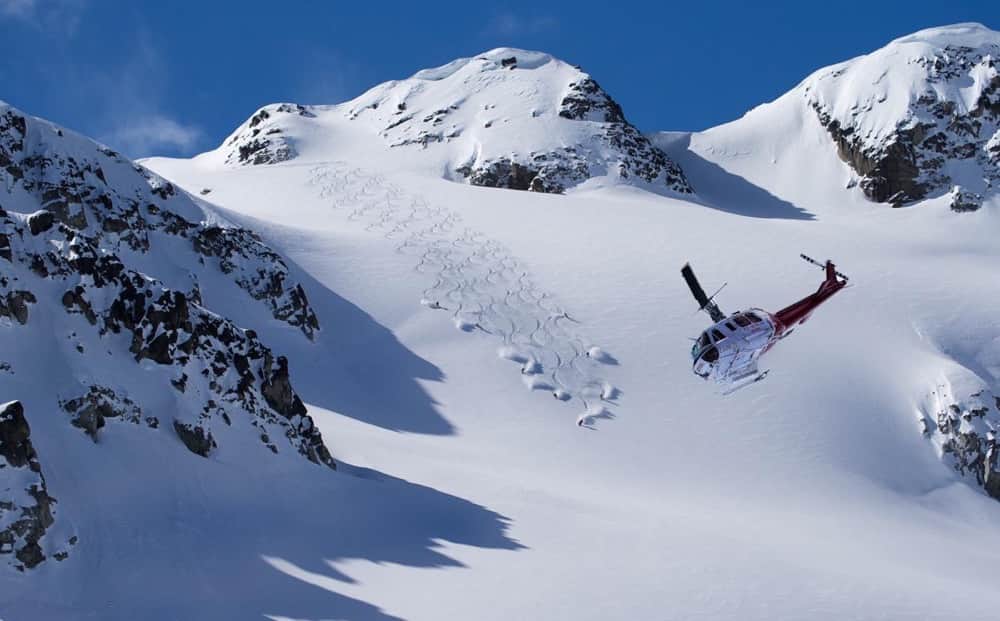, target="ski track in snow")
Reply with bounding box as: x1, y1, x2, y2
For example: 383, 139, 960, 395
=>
308, 163, 618, 426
